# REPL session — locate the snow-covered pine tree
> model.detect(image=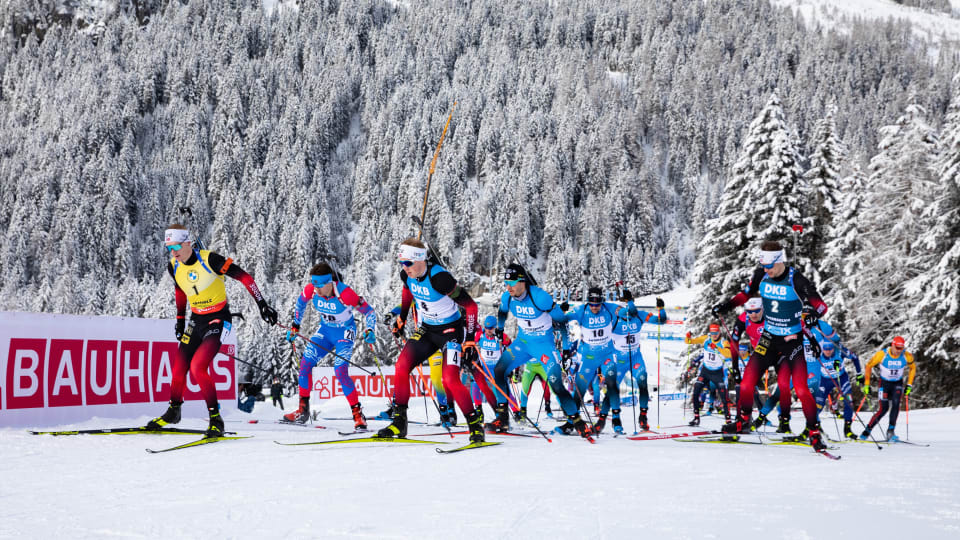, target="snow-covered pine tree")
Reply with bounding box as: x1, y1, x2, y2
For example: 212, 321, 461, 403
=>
905, 75, 960, 405
689, 90, 805, 329
801, 106, 846, 285
849, 102, 939, 349
821, 163, 867, 336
